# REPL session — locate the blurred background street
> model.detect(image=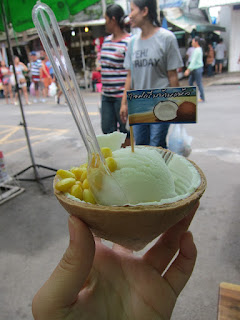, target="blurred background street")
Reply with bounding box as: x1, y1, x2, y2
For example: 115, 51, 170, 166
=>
0, 73, 240, 319
0, 0, 240, 317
